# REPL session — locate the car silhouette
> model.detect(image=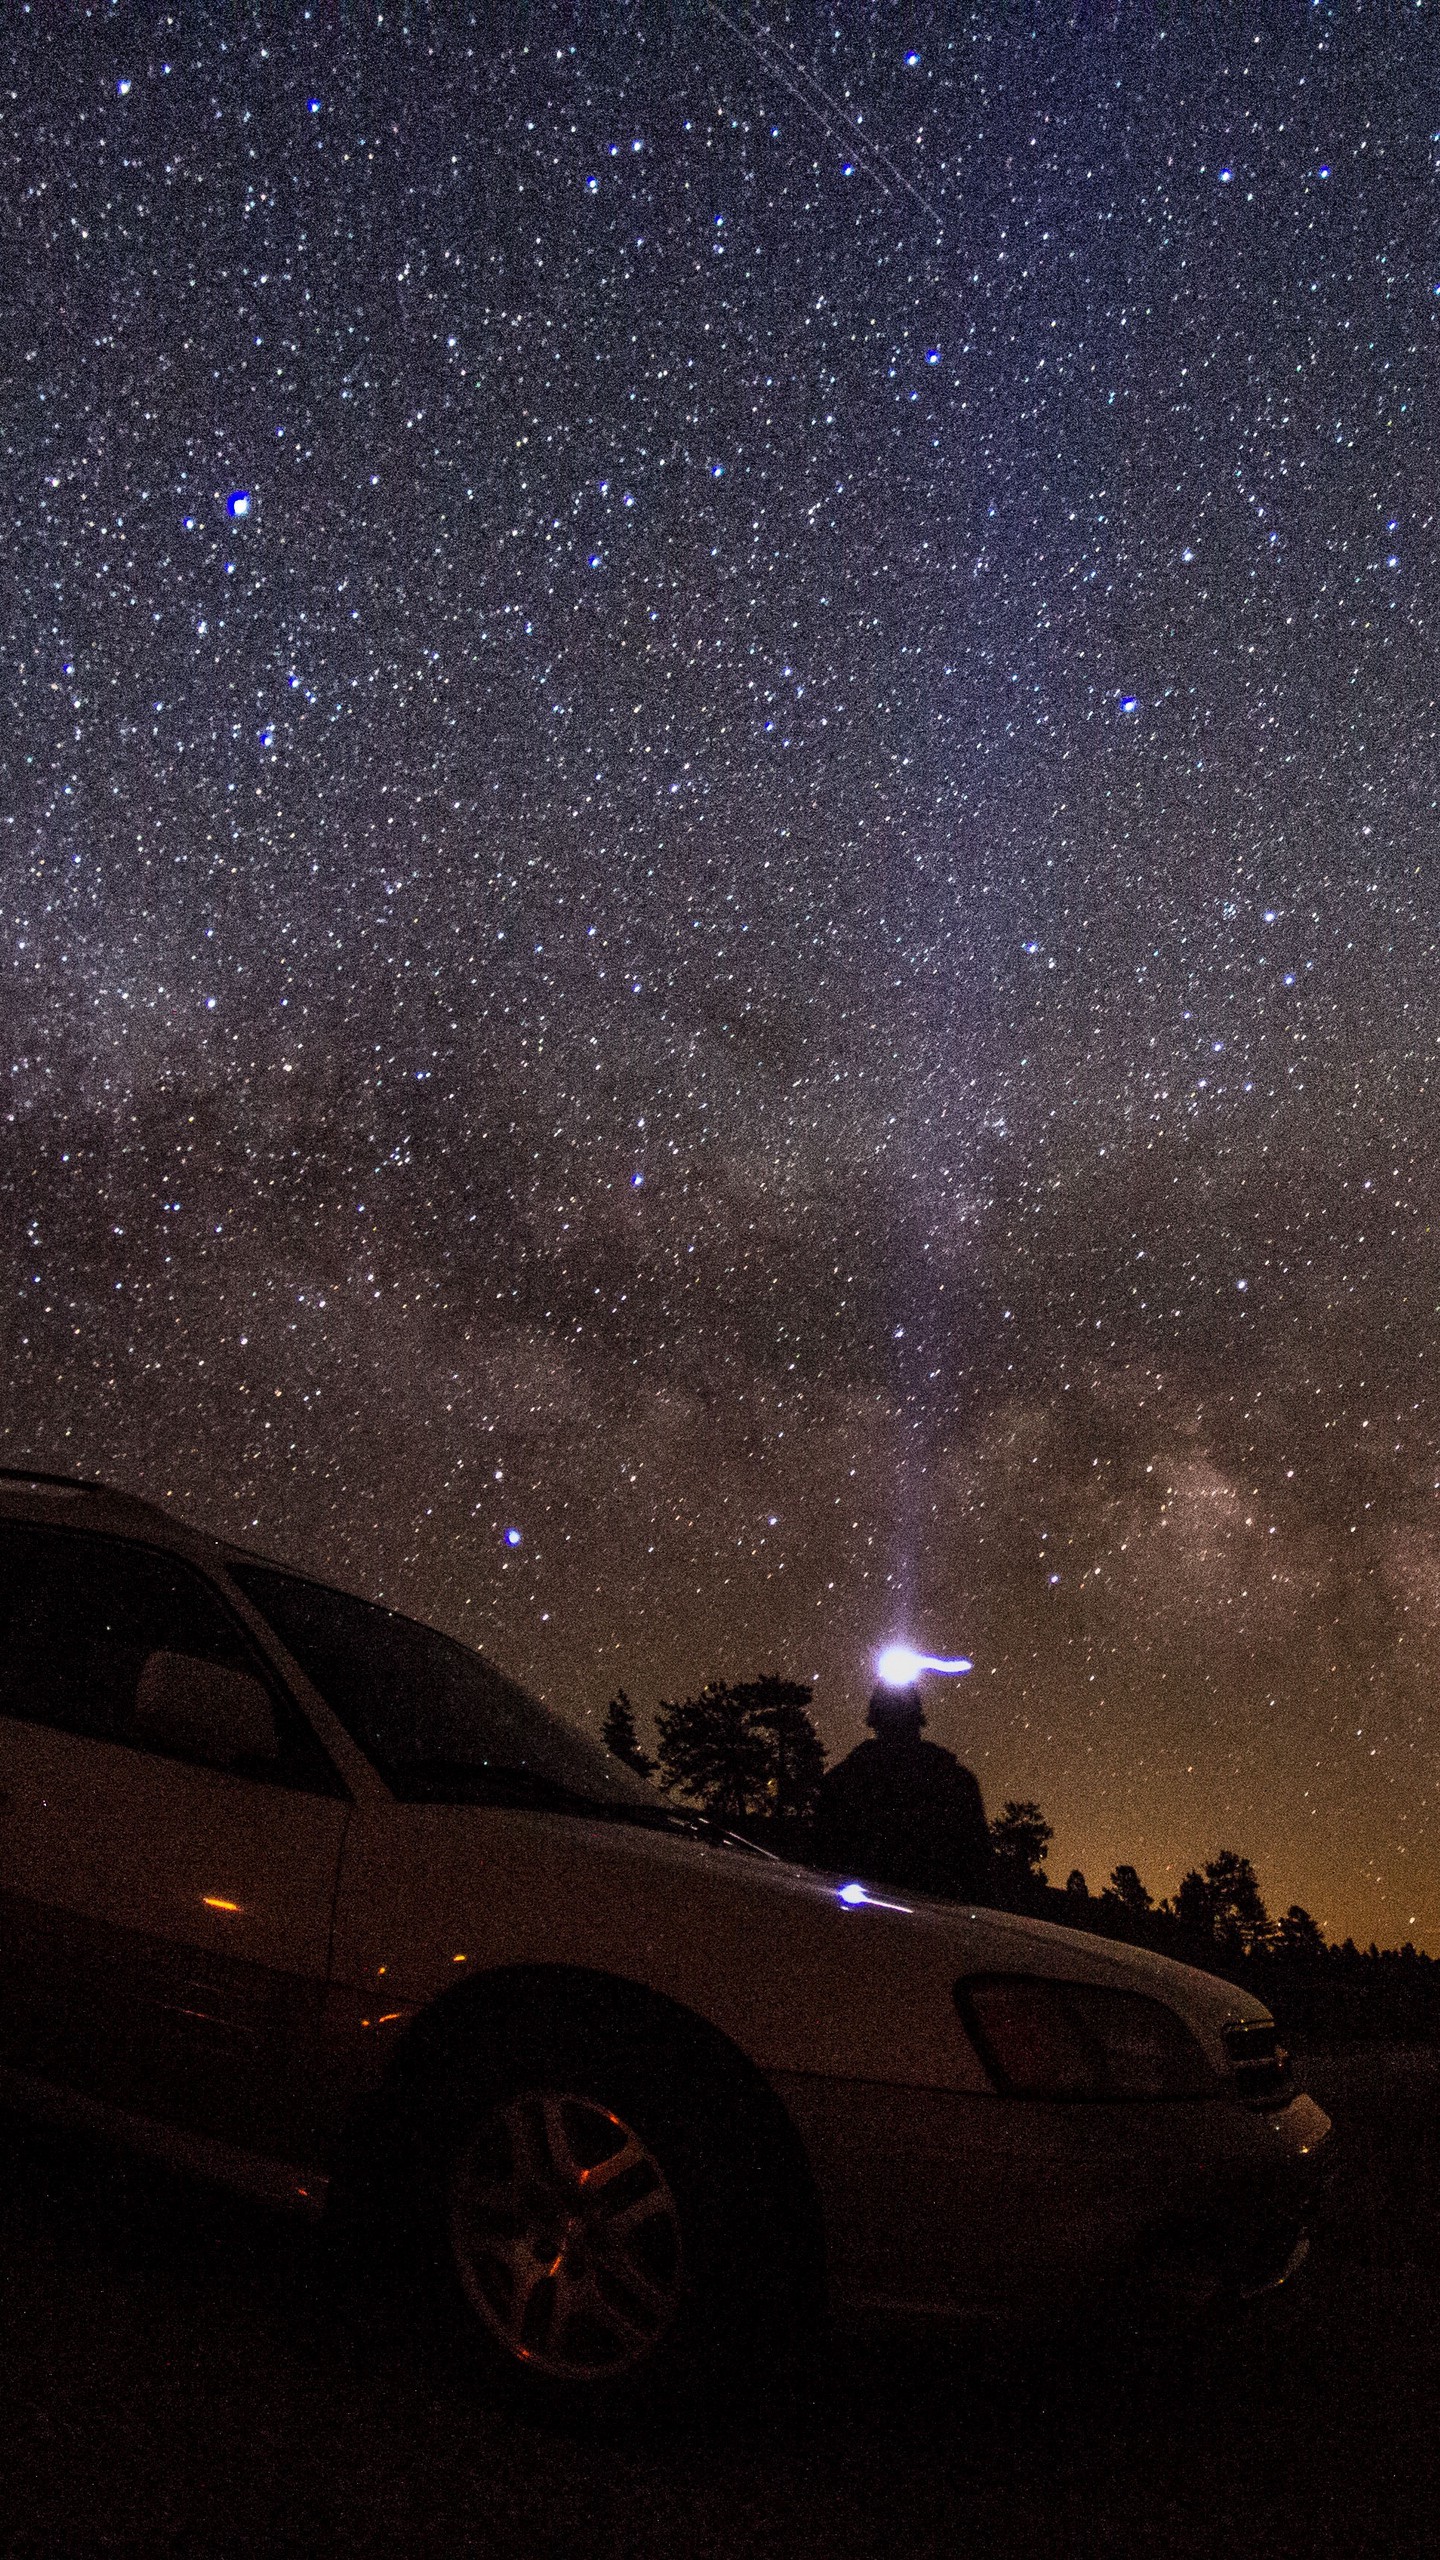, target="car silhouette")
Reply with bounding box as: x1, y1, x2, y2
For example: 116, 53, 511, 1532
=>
0, 1470, 1331, 2411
